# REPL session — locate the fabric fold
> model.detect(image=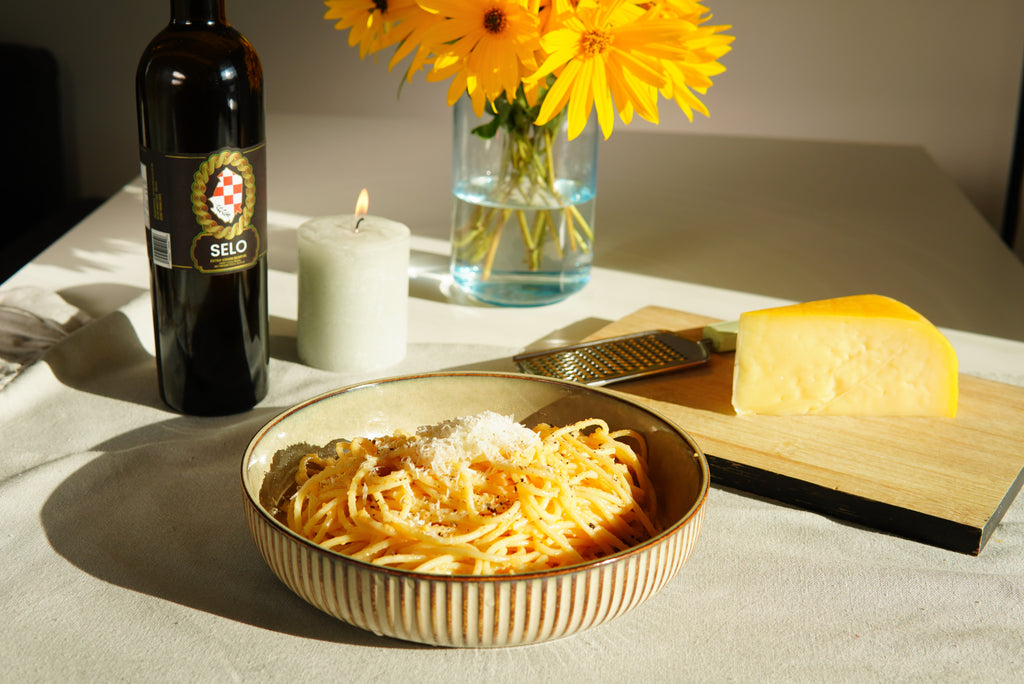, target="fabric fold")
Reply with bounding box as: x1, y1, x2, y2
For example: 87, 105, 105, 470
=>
0, 287, 91, 390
